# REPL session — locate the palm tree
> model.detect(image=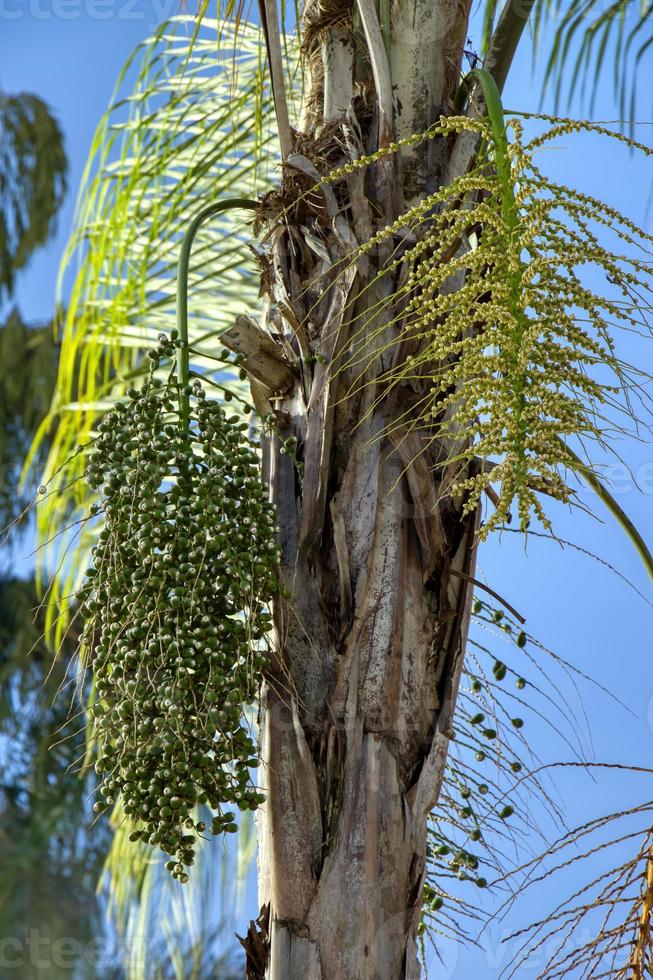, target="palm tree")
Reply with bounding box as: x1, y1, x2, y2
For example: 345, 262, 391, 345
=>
247, 8, 546, 975
33, 6, 653, 978
0, 88, 66, 523
0, 91, 67, 299
0, 309, 60, 527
